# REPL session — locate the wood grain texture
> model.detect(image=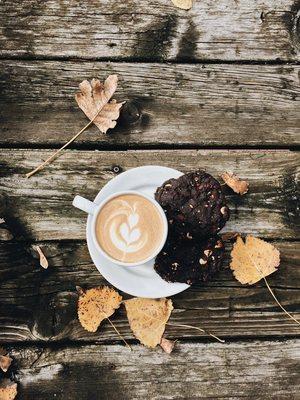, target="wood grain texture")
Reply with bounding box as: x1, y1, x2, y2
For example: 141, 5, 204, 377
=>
0, 149, 299, 241
7, 340, 300, 399
0, 61, 299, 147
0, 239, 299, 342
1, 0, 300, 61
